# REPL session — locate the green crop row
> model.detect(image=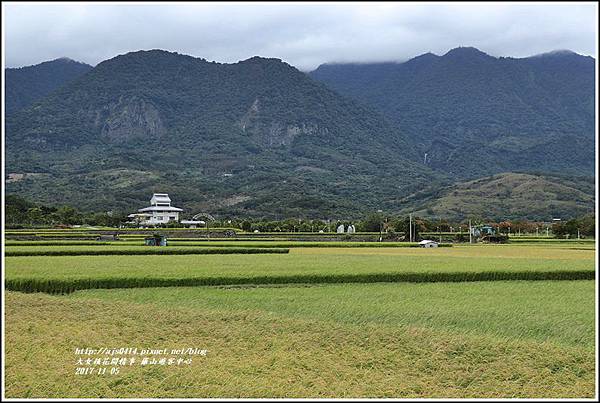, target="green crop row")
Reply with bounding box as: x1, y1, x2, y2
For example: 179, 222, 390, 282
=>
508, 238, 595, 243
5, 241, 128, 246
6, 245, 593, 294
5, 227, 242, 233
421, 232, 469, 235
5, 248, 290, 257
4, 240, 454, 248
37, 233, 101, 238
5, 269, 593, 295
4, 232, 96, 235
117, 227, 243, 232
166, 241, 453, 248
